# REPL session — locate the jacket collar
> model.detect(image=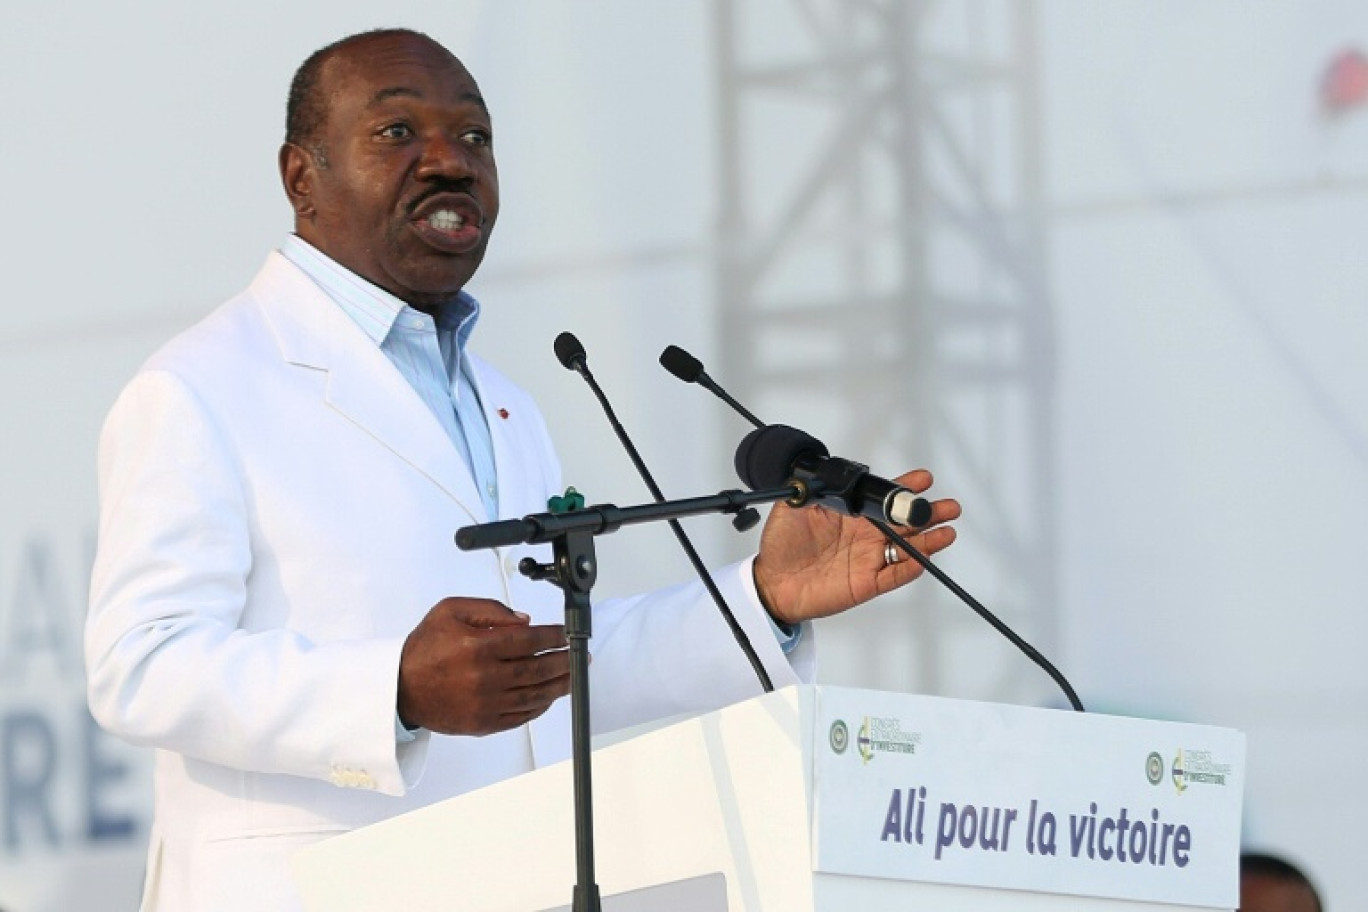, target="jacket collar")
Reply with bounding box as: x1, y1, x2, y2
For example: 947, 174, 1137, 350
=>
251, 251, 491, 523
